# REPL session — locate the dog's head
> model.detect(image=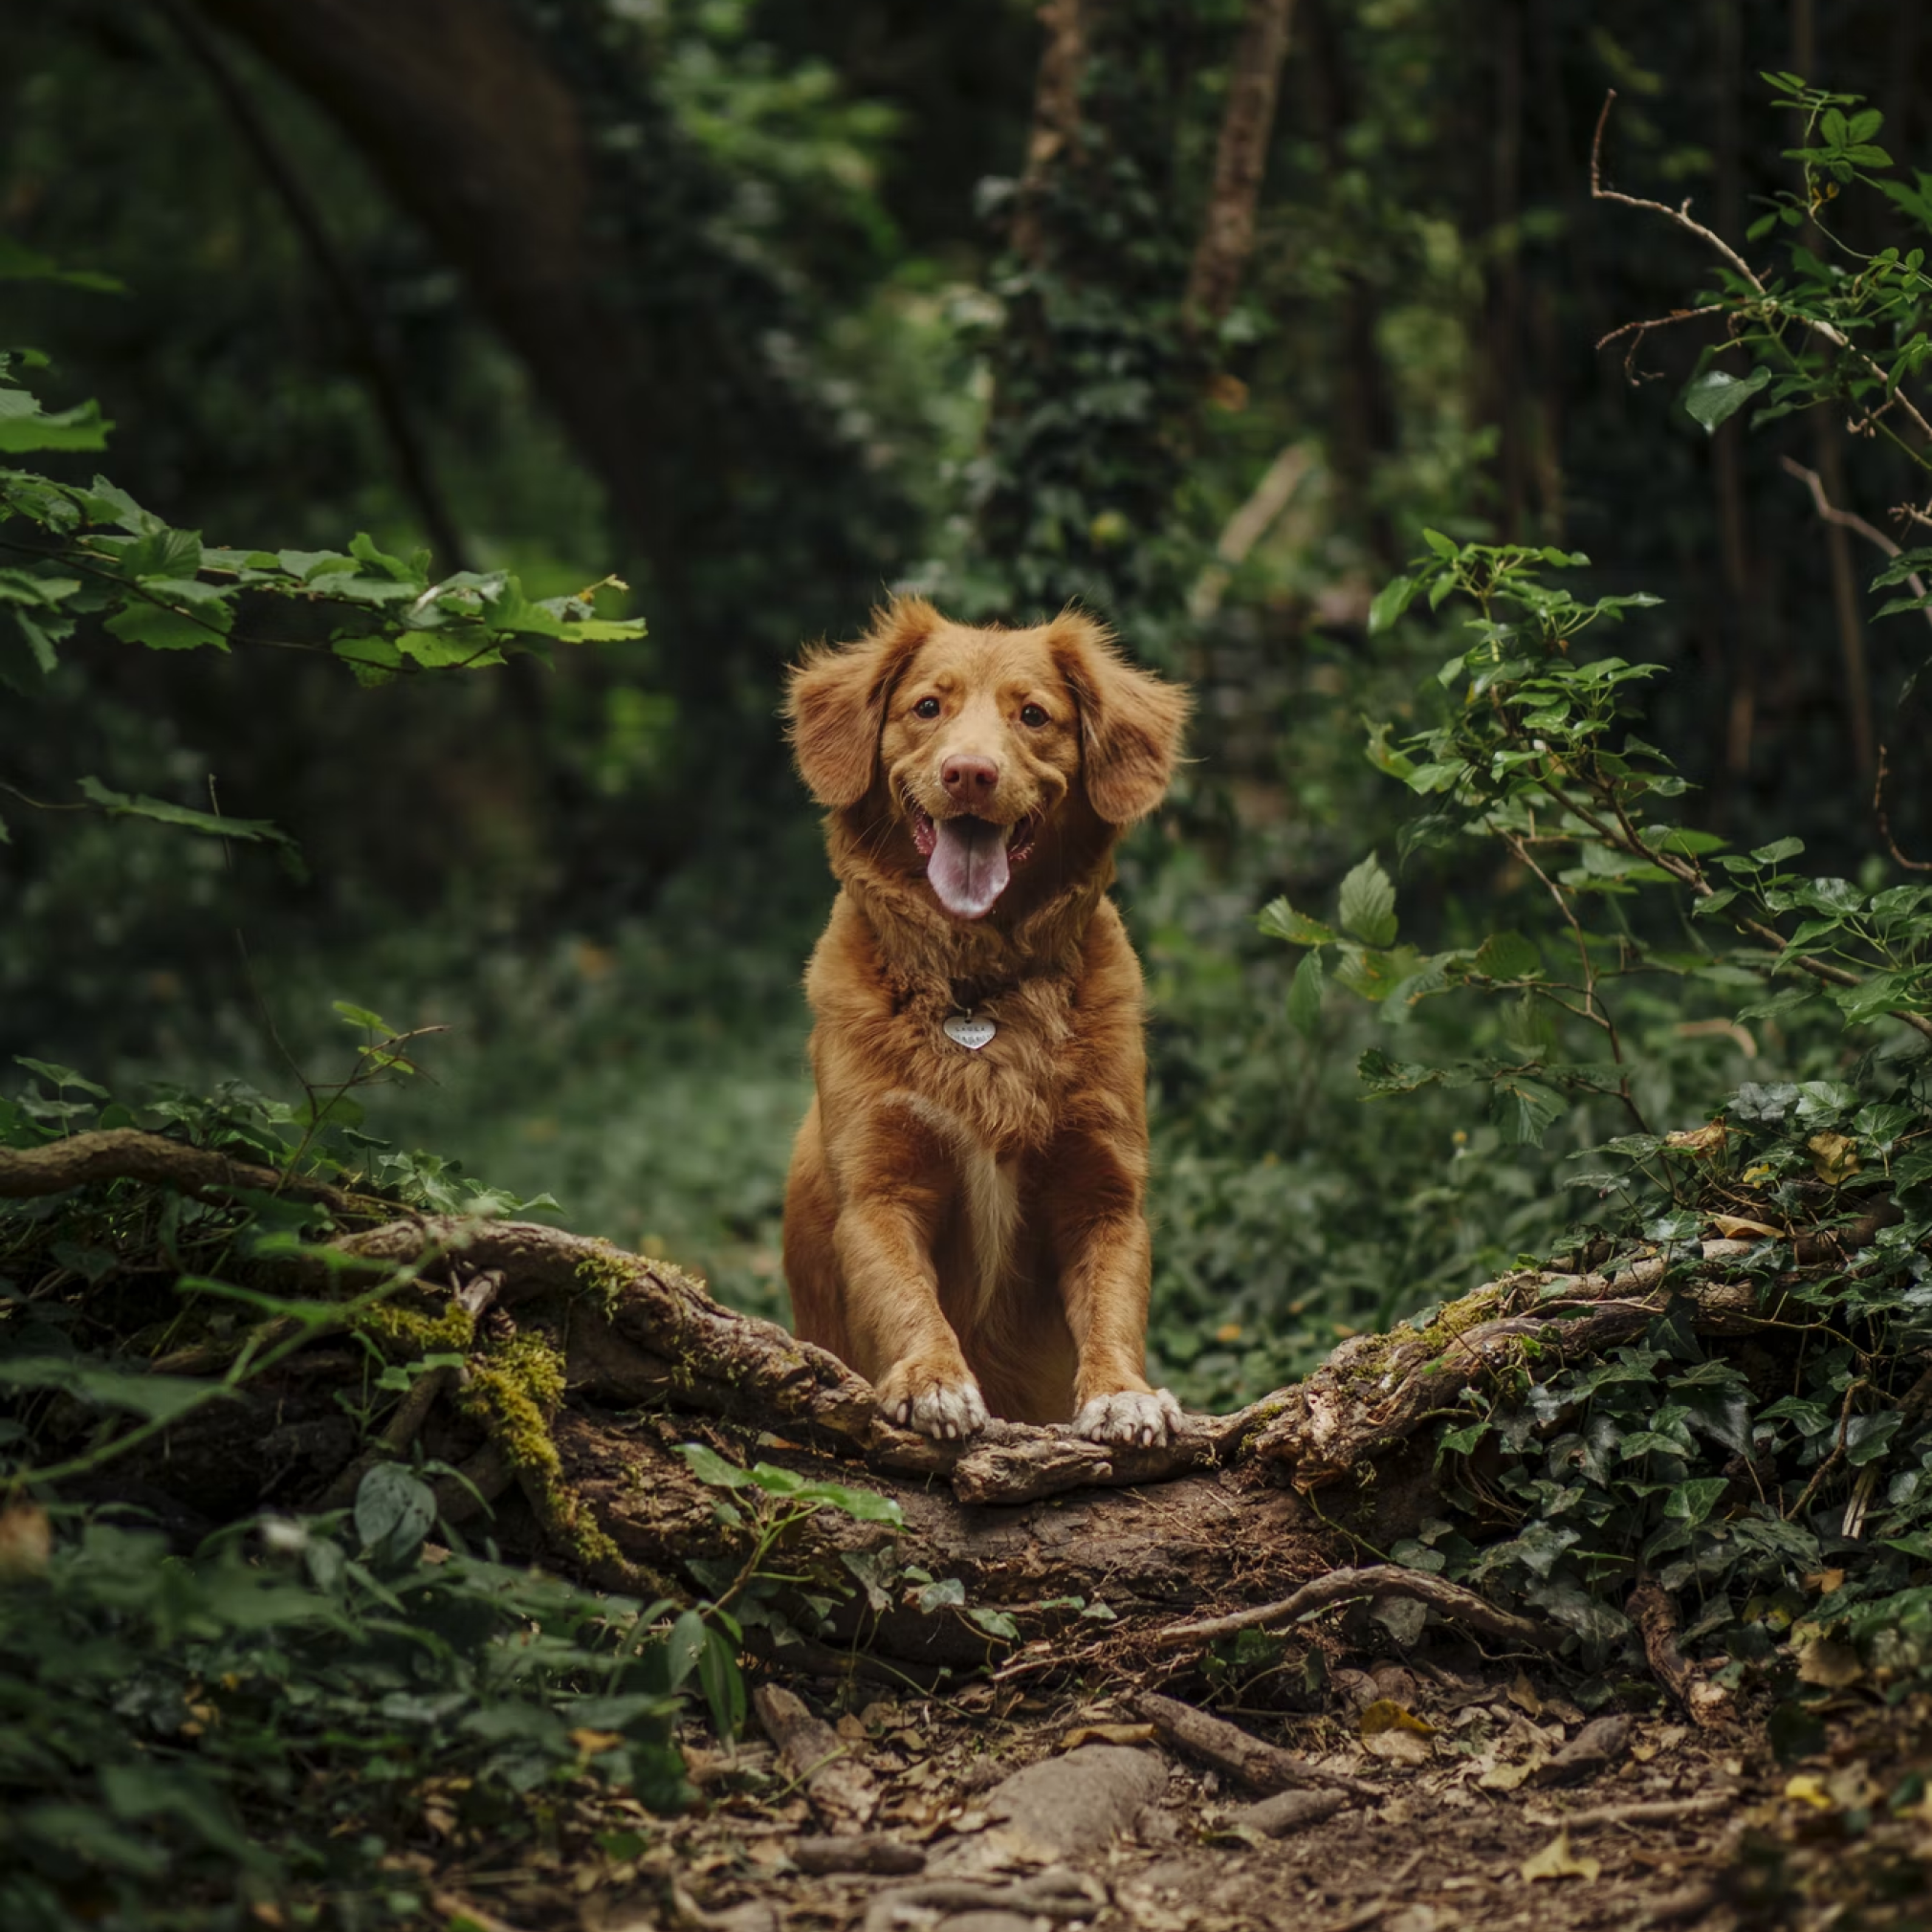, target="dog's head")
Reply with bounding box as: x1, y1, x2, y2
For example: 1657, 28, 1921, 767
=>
786, 598, 1187, 921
